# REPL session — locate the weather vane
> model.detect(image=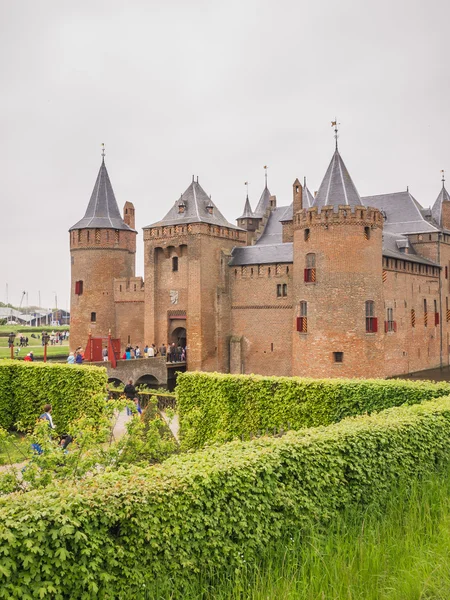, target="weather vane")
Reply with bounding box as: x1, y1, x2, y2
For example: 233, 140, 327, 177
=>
264, 165, 268, 188
442, 170, 445, 186
331, 119, 340, 150
244, 181, 249, 197
101, 143, 105, 158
